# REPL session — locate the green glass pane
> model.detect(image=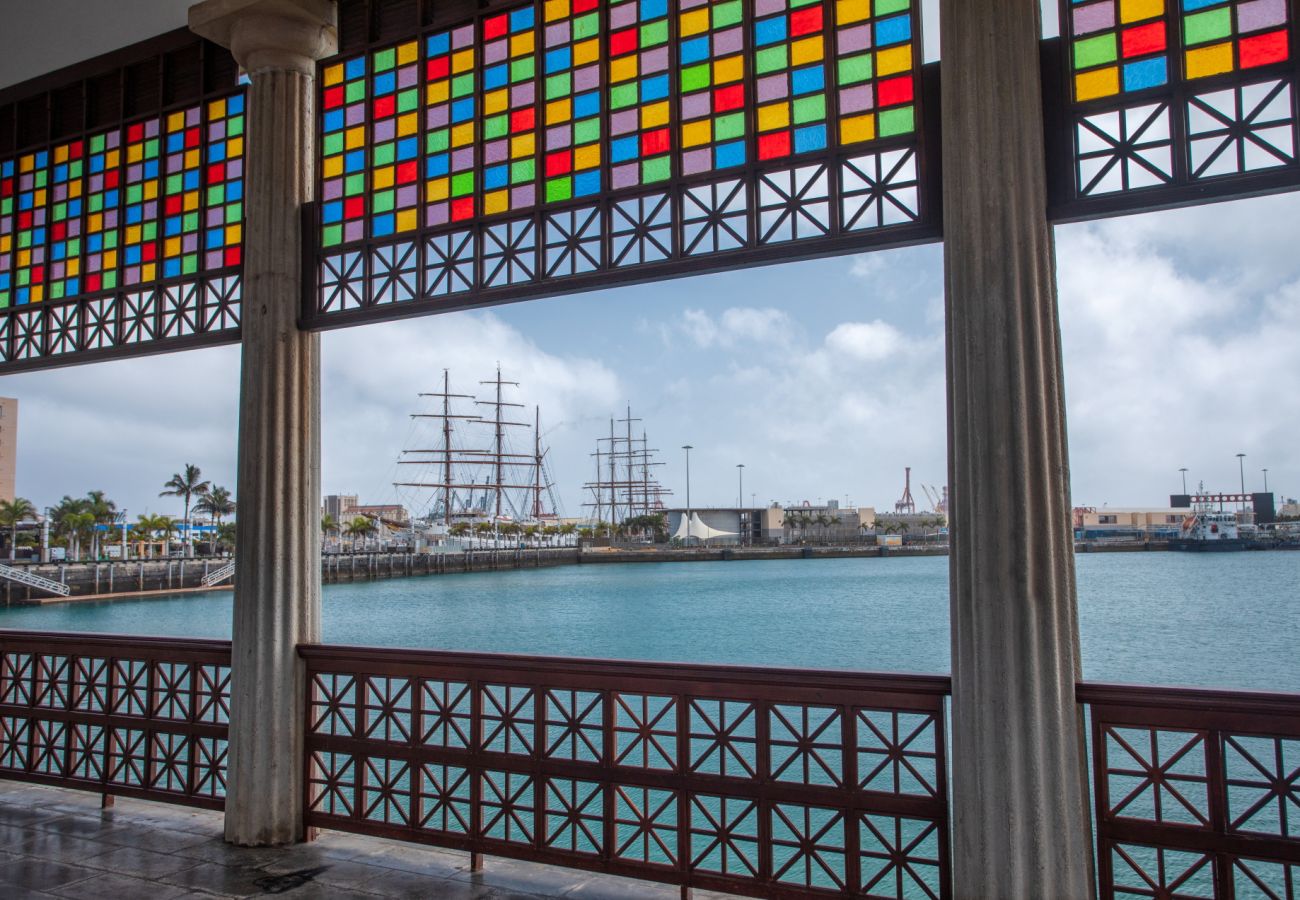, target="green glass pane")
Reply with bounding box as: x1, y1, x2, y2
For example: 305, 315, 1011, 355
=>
838, 54, 873, 85
102, 272, 117, 289
547, 73, 572, 100
323, 133, 344, 156
69, 161, 83, 178
546, 177, 573, 203
90, 134, 105, 153
34, 172, 47, 188
756, 46, 789, 75
143, 222, 157, 240
397, 89, 419, 113
484, 116, 508, 139
89, 196, 104, 213
1183, 9, 1232, 46
51, 283, 64, 300
17, 270, 30, 286
345, 82, 366, 103
373, 48, 396, 72
183, 212, 199, 231
104, 232, 119, 249
511, 158, 536, 182
610, 83, 639, 109
166, 174, 182, 194
145, 138, 159, 157
452, 74, 474, 97
1073, 34, 1117, 70
574, 118, 601, 144
17, 233, 31, 249
793, 94, 825, 125
182, 256, 198, 275
574, 13, 599, 39
681, 63, 711, 93
451, 172, 475, 195
427, 130, 450, 153
641, 20, 669, 46
374, 143, 396, 166
53, 202, 67, 220
511, 57, 535, 82
67, 238, 80, 254
790, 0, 820, 7
642, 155, 670, 182
373, 190, 395, 213
322, 225, 342, 246
875, 0, 910, 14
229, 117, 244, 137
345, 174, 366, 195
715, 112, 745, 140
714, 0, 743, 28
226, 203, 242, 224
126, 185, 142, 204
878, 105, 914, 137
